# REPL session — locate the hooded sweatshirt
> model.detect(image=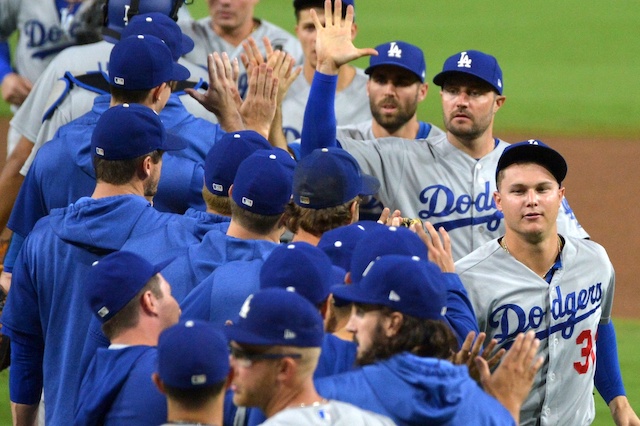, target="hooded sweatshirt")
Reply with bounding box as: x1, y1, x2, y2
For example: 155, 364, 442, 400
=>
74, 346, 165, 426
2, 195, 188, 425
315, 352, 515, 426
